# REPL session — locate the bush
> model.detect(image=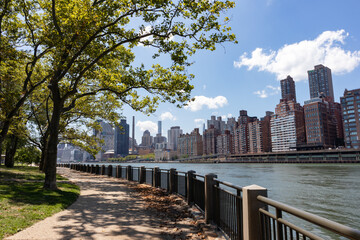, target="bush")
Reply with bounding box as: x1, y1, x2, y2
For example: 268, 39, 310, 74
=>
14, 146, 41, 164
